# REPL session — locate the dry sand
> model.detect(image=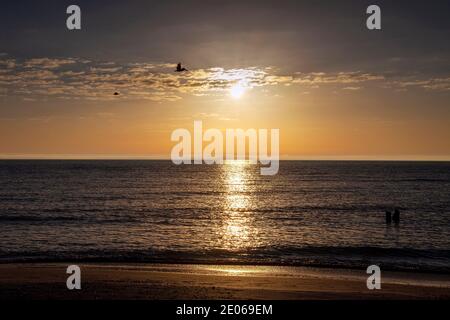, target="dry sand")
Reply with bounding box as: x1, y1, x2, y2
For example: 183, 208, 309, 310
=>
0, 263, 449, 300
